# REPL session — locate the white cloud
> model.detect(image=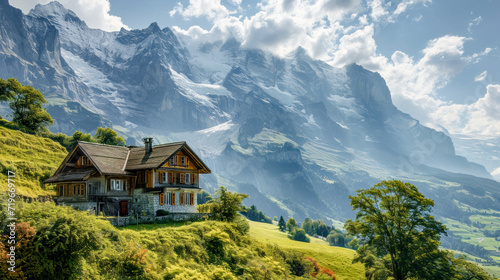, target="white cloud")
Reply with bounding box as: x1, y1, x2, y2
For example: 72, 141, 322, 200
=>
170, 0, 360, 59
9, 0, 128, 31
368, 0, 389, 22
468, 16, 482, 32
393, 0, 431, 17
474, 71, 488, 82
170, 0, 234, 21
